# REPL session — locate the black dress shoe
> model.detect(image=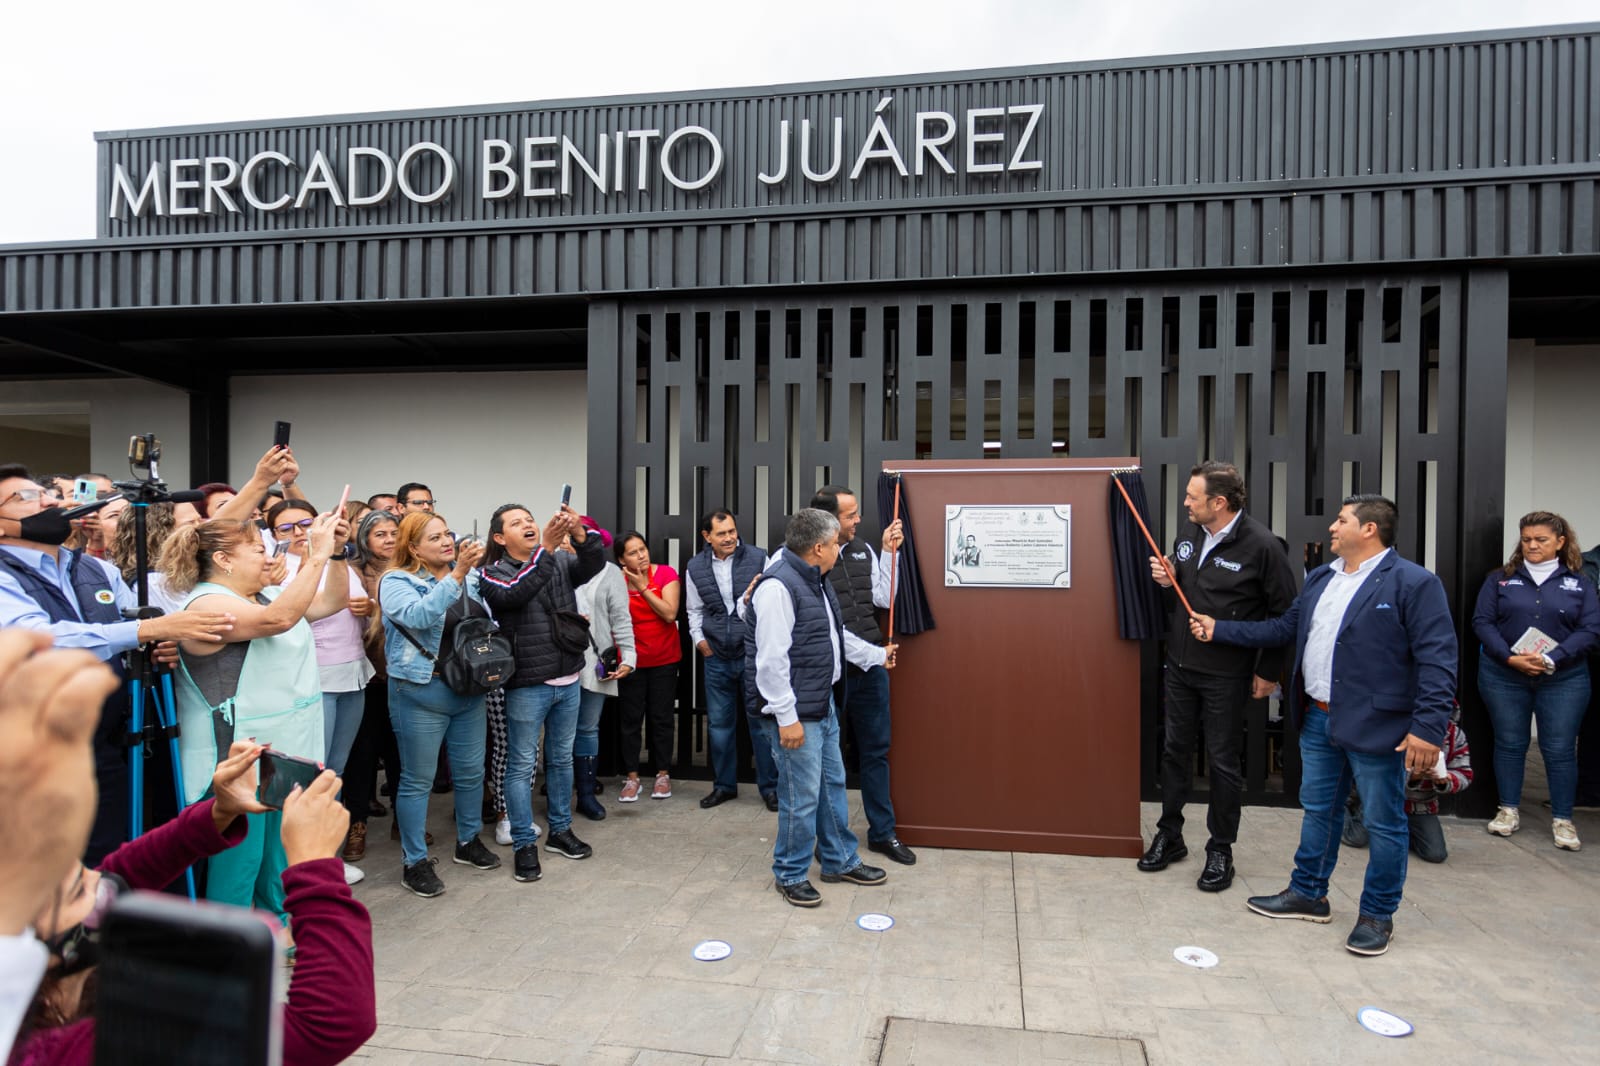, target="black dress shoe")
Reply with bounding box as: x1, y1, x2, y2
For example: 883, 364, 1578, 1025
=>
1345, 915, 1394, 956
868, 838, 917, 865
776, 879, 823, 907
1196, 851, 1234, 892
1245, 888, 1332, 923
820, 863, 887, 885
699, 788, 738, 809
762, 792, 779, 812
1137, 831, 1188, 872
